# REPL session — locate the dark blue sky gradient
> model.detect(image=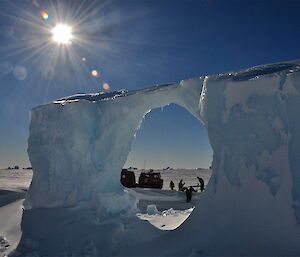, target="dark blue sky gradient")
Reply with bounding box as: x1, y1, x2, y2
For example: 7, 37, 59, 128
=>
0, 0, 300, 168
